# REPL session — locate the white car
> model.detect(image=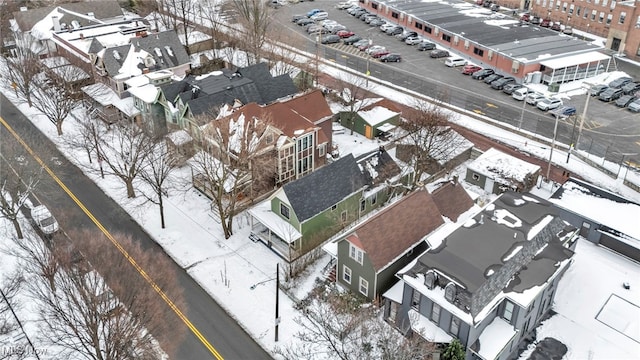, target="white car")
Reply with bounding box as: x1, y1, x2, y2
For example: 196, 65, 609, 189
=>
319, 19, 338, 26
536, 97, 563, 111
365, 45, 386, 55
404, 36, 422, 45
336, 1, 355, 9
310, 12, 328, 21
31, 204, 59, 236
526, 92, 546, 105
380, 23, 395, 32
